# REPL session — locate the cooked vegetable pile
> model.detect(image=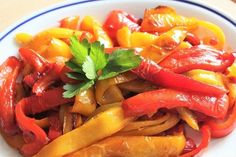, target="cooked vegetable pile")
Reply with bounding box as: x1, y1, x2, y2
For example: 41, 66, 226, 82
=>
0, 5, 236, 157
